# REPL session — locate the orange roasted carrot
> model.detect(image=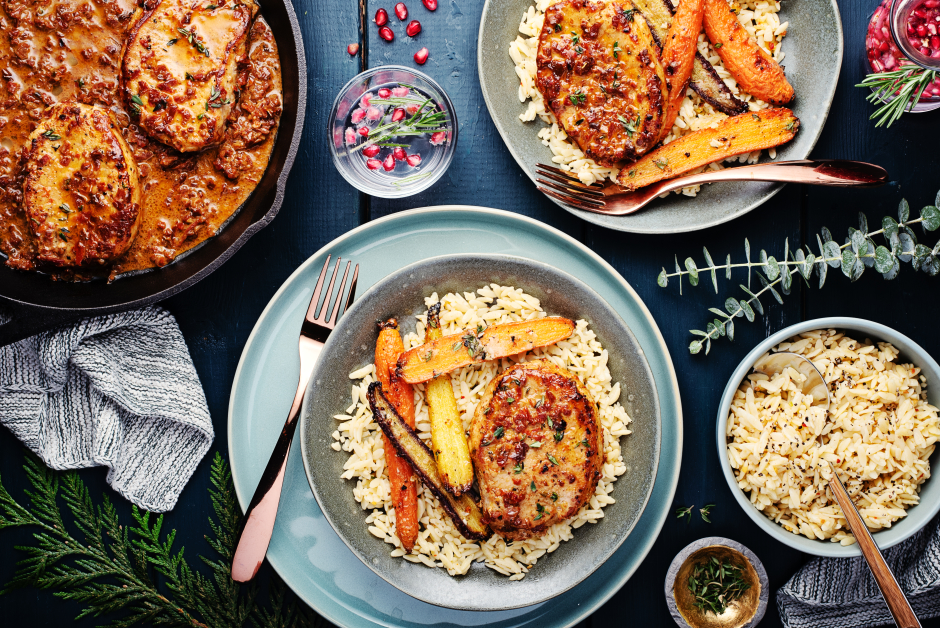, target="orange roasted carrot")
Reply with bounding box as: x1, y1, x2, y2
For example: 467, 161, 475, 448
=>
703, 0, 794, 105
659, 0, 705, 142
375, 318, 419, 552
